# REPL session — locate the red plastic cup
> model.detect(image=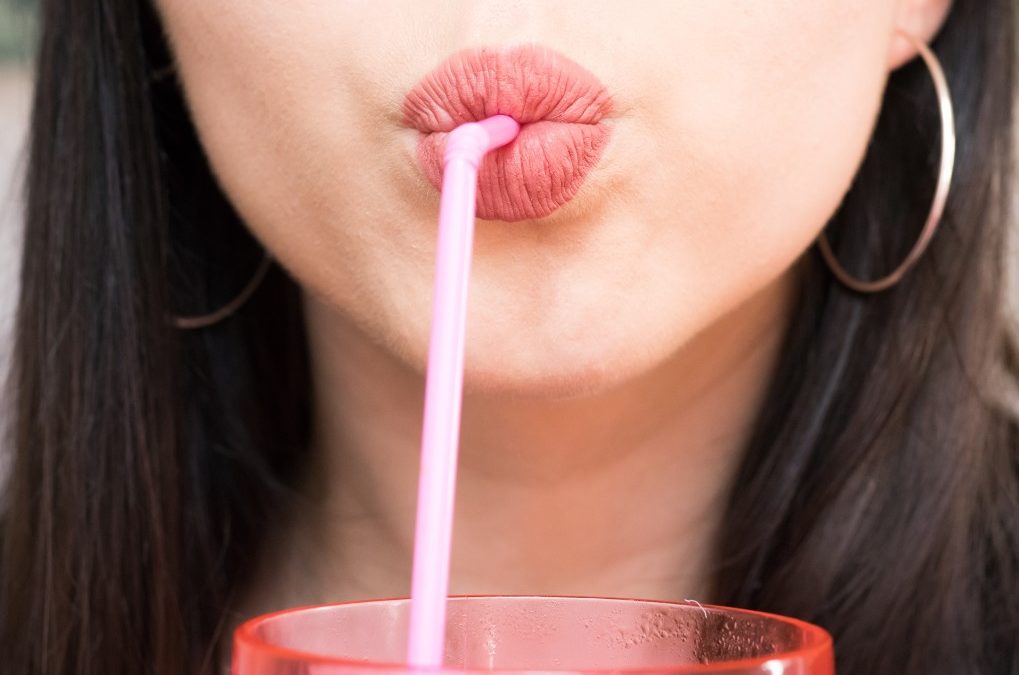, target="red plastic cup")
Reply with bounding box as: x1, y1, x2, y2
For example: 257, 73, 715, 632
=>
232, 595, 834, 674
